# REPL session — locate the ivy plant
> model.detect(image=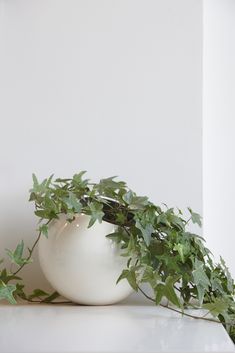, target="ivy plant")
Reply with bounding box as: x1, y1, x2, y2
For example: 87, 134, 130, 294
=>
0, 172, 235, 343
